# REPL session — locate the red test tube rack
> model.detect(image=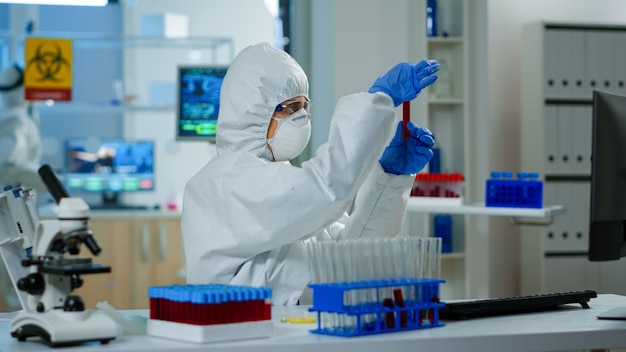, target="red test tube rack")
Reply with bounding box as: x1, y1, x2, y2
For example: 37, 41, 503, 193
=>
411, 173, 464, 199
146, 284, 274, 343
